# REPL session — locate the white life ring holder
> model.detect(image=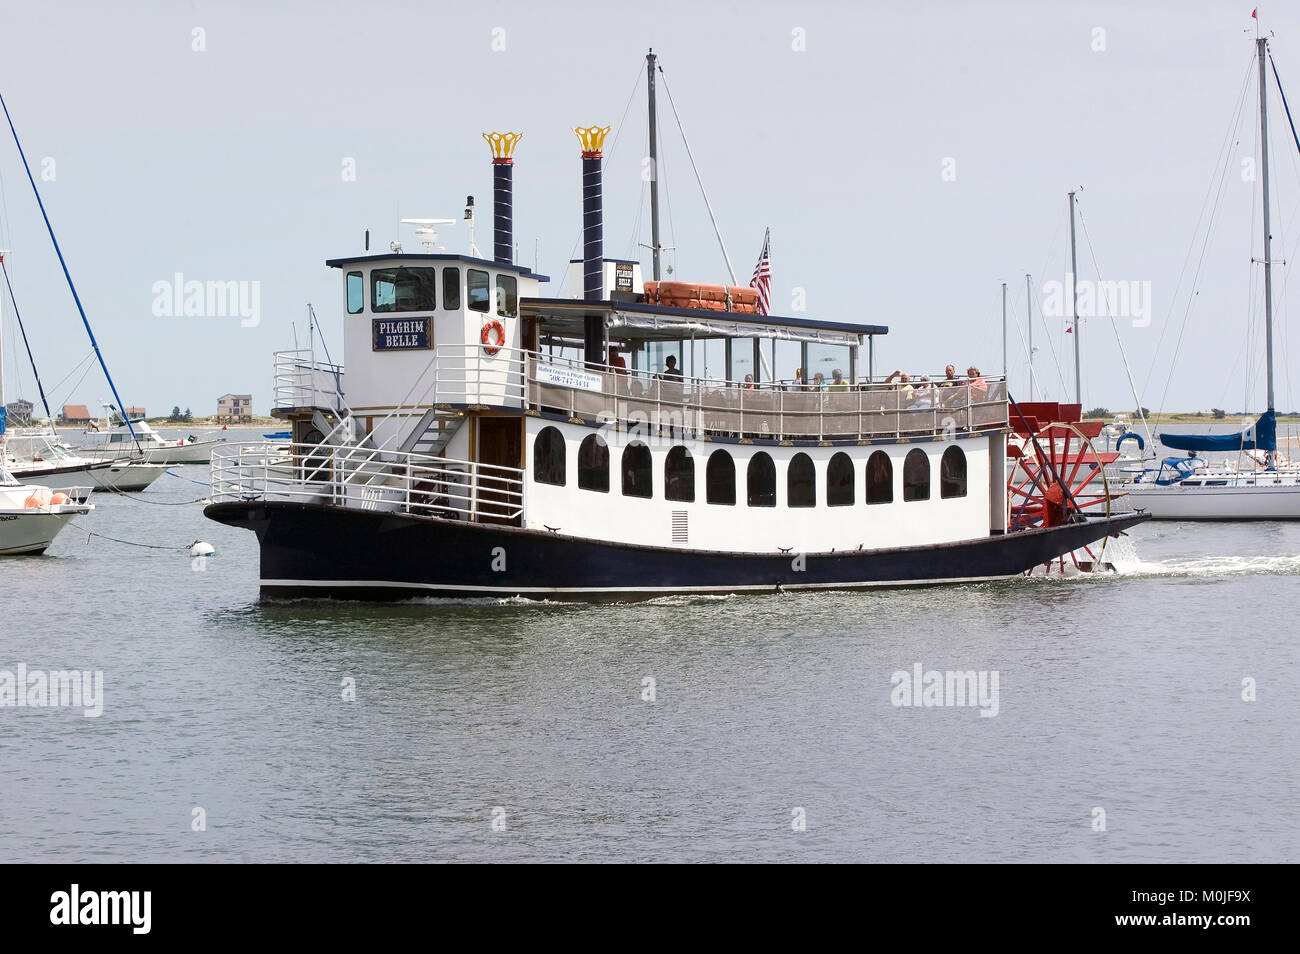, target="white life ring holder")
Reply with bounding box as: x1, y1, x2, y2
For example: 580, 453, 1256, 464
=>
481, 319, 506, 356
